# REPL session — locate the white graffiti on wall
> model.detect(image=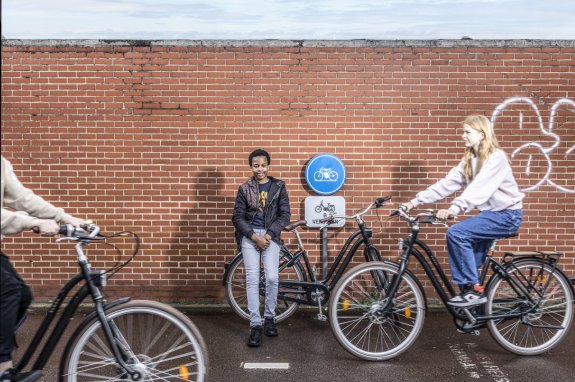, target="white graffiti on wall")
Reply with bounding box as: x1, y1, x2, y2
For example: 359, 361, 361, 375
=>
491, 97, 574, 193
